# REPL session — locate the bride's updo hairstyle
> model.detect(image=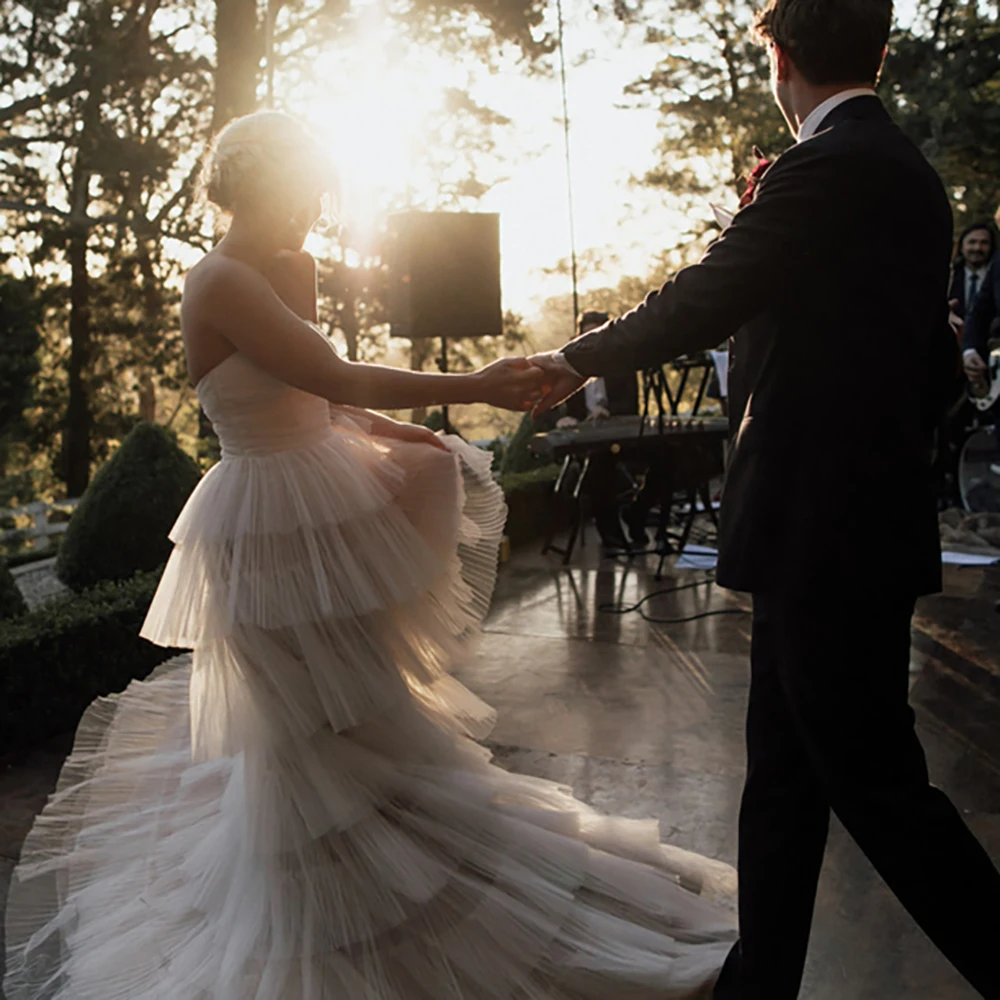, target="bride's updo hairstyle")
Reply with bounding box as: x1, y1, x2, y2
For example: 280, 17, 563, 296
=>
202, 111, 338, 222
